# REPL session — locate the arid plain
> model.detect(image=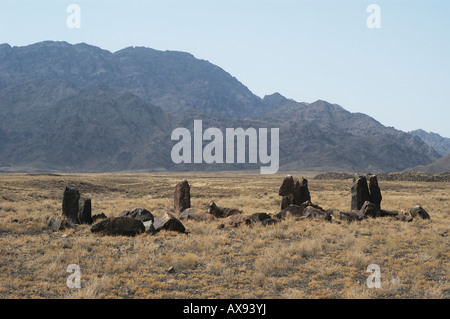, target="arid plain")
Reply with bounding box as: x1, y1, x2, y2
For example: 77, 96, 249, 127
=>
0, 172, 448, 299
